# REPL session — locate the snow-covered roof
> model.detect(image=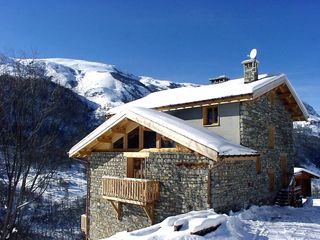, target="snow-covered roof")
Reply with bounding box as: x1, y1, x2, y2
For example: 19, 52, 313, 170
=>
107, 74, 309, 121
294, 167, 320, 178
68, 107, 258, 160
